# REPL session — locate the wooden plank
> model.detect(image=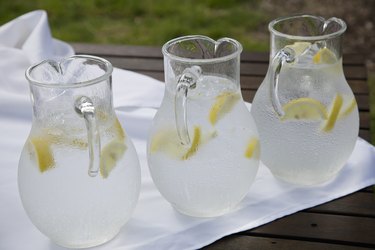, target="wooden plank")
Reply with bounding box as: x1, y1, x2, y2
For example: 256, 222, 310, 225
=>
347, 80, 369, 94
101, 57, 163, 71
361, 186, 375, 193
360, 112, 370, 129
307, 192, 375, 217
356, 95, 370, 111
343, 66, 368, 80
246, 212, 375, 247
74, 45, 367, 80
72, 43, 366, 66
204, 235, 373, 250
98, 55, 367, 81
72, 43, 163, 58
359, 129, 371, 142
